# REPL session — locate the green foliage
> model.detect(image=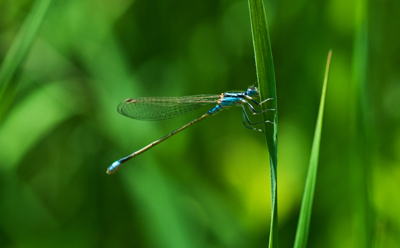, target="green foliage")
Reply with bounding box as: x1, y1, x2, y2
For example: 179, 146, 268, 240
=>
0, 0, 52, 121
